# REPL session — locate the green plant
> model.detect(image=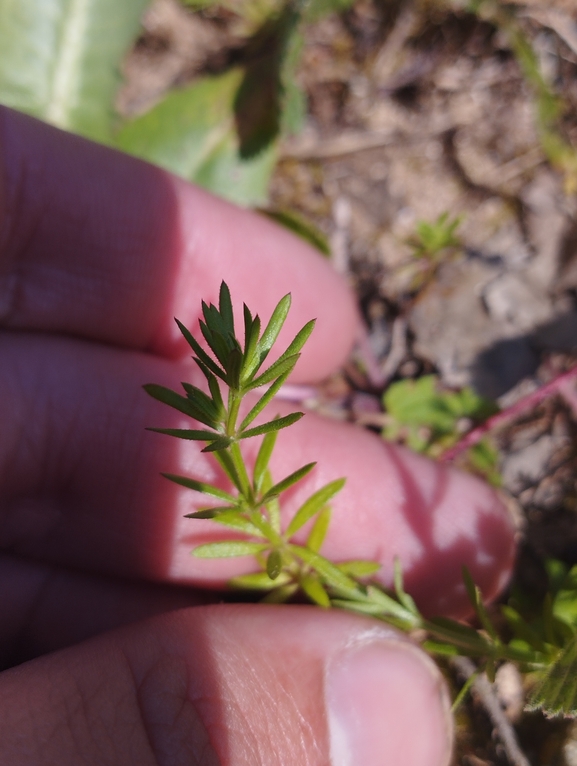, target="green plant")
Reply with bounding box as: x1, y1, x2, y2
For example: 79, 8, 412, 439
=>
382, 374, 501, 485
145, 282, 577, 718
406, 212, 463, 261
